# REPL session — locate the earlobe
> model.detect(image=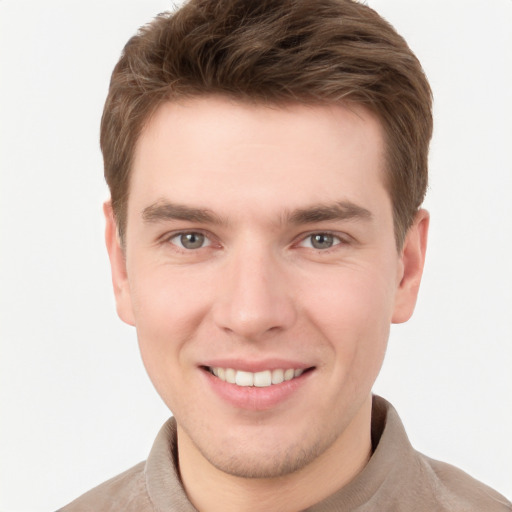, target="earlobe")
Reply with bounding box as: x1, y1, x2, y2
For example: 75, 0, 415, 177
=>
103, 201, 136, 326
392, 209, 429, 324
